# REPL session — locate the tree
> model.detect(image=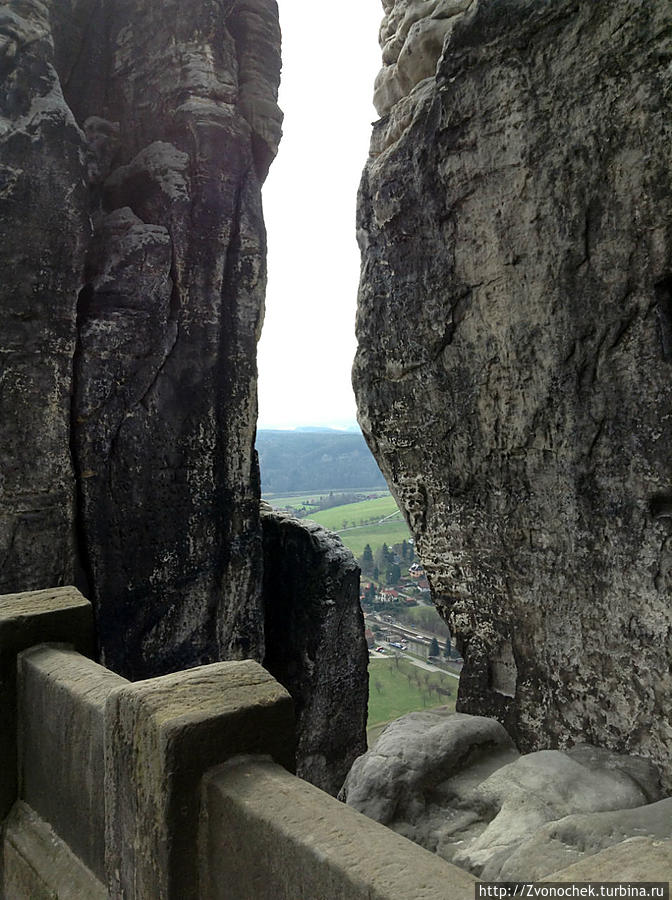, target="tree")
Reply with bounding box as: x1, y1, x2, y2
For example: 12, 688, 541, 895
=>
386, 563, 401, 585
443, 636, 452, 658
375, 542, 393, 571
373, 565, 379, 581
429, 637, 440, 657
